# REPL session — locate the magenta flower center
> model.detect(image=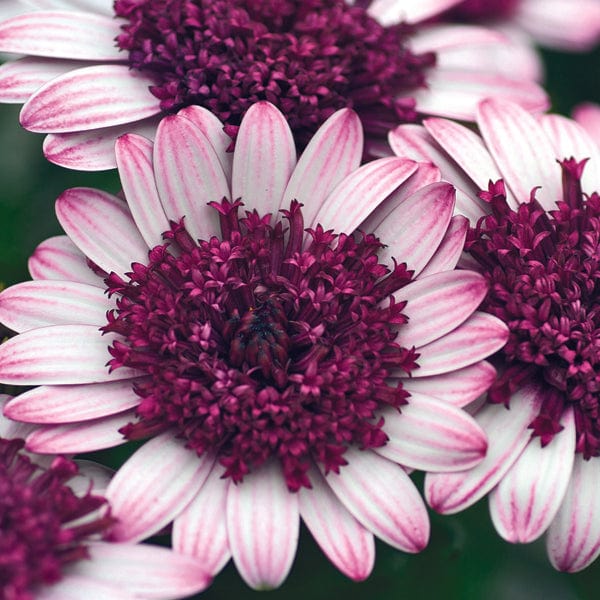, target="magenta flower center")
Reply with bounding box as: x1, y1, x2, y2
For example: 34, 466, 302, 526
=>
445, 0, 520, 21
102, 200, 419, 491
0, 439, 110, 599
113, 0, 435, 144
466, 159, 600, 457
